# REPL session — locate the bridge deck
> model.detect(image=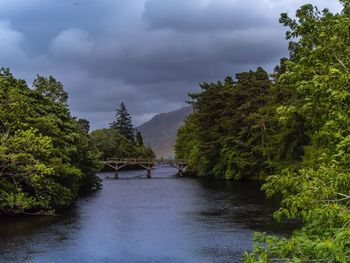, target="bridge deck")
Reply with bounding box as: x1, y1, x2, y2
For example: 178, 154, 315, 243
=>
103, 158, 189, 179
105, 158, 188, 165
